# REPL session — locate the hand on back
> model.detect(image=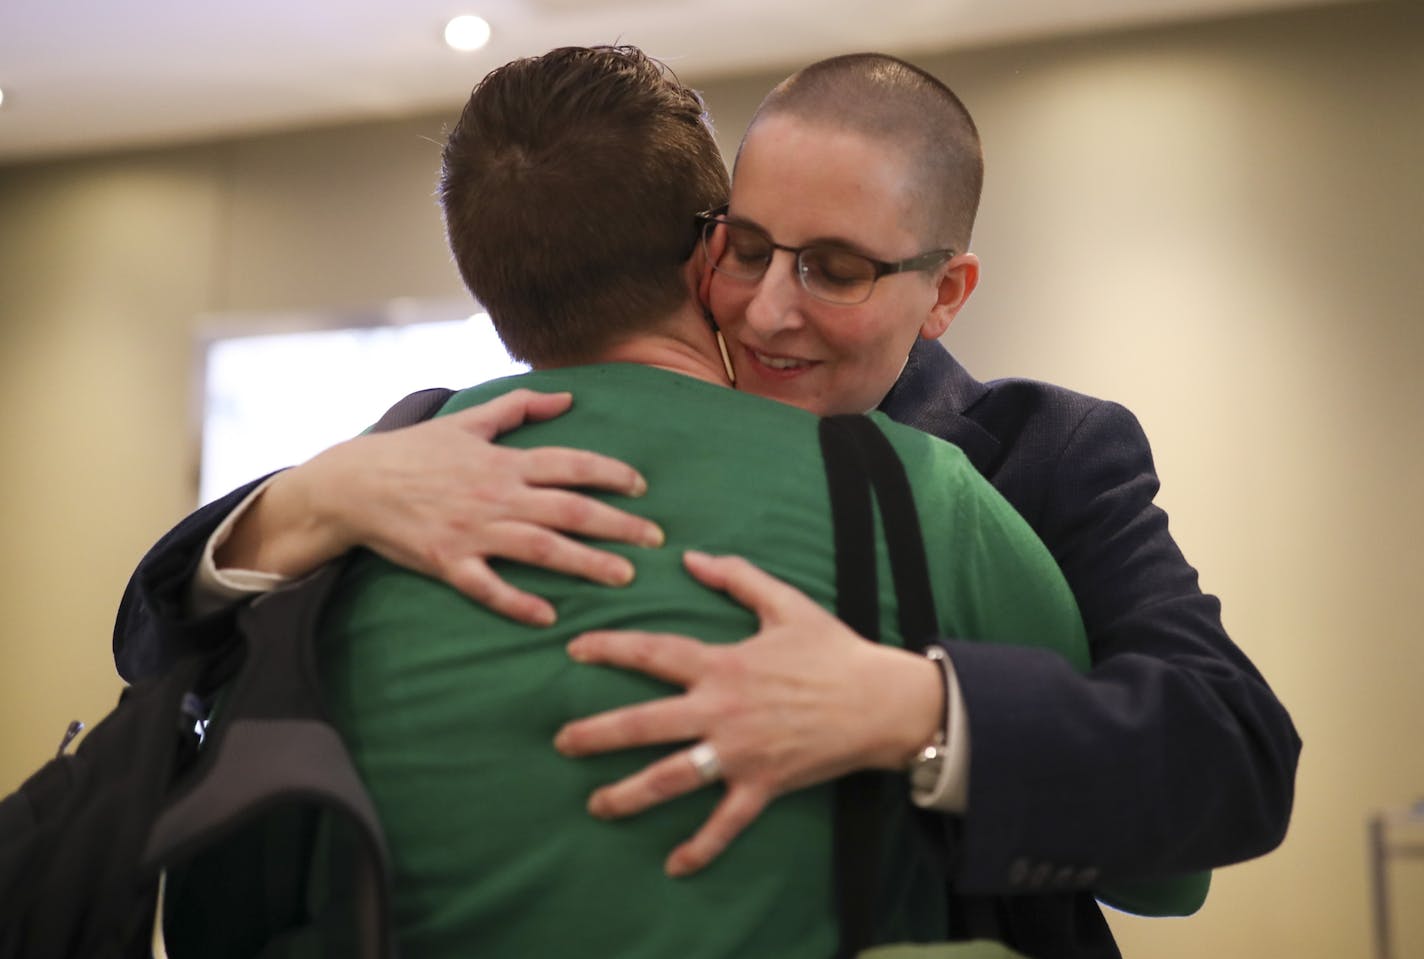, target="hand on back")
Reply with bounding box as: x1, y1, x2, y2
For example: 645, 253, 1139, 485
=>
221, 389, 664, 624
